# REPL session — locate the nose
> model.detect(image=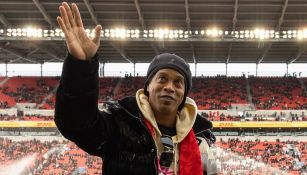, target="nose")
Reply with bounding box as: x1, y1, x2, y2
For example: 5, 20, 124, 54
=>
163, 82, 175, 93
